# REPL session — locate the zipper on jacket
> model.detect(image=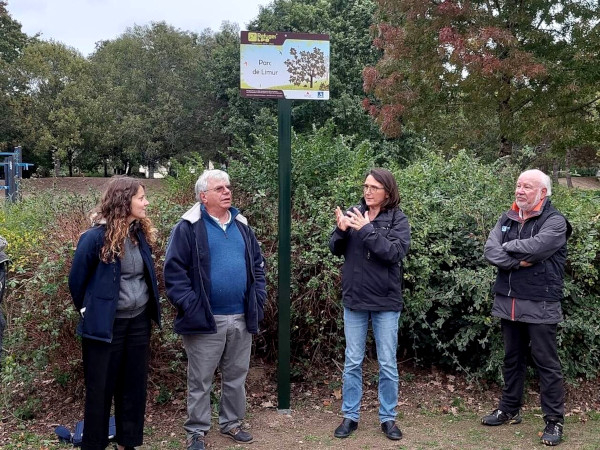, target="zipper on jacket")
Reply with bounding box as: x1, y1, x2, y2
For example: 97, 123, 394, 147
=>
508, 221, 524, 298
194, 230, 215, 318
511, 297, 516, 321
